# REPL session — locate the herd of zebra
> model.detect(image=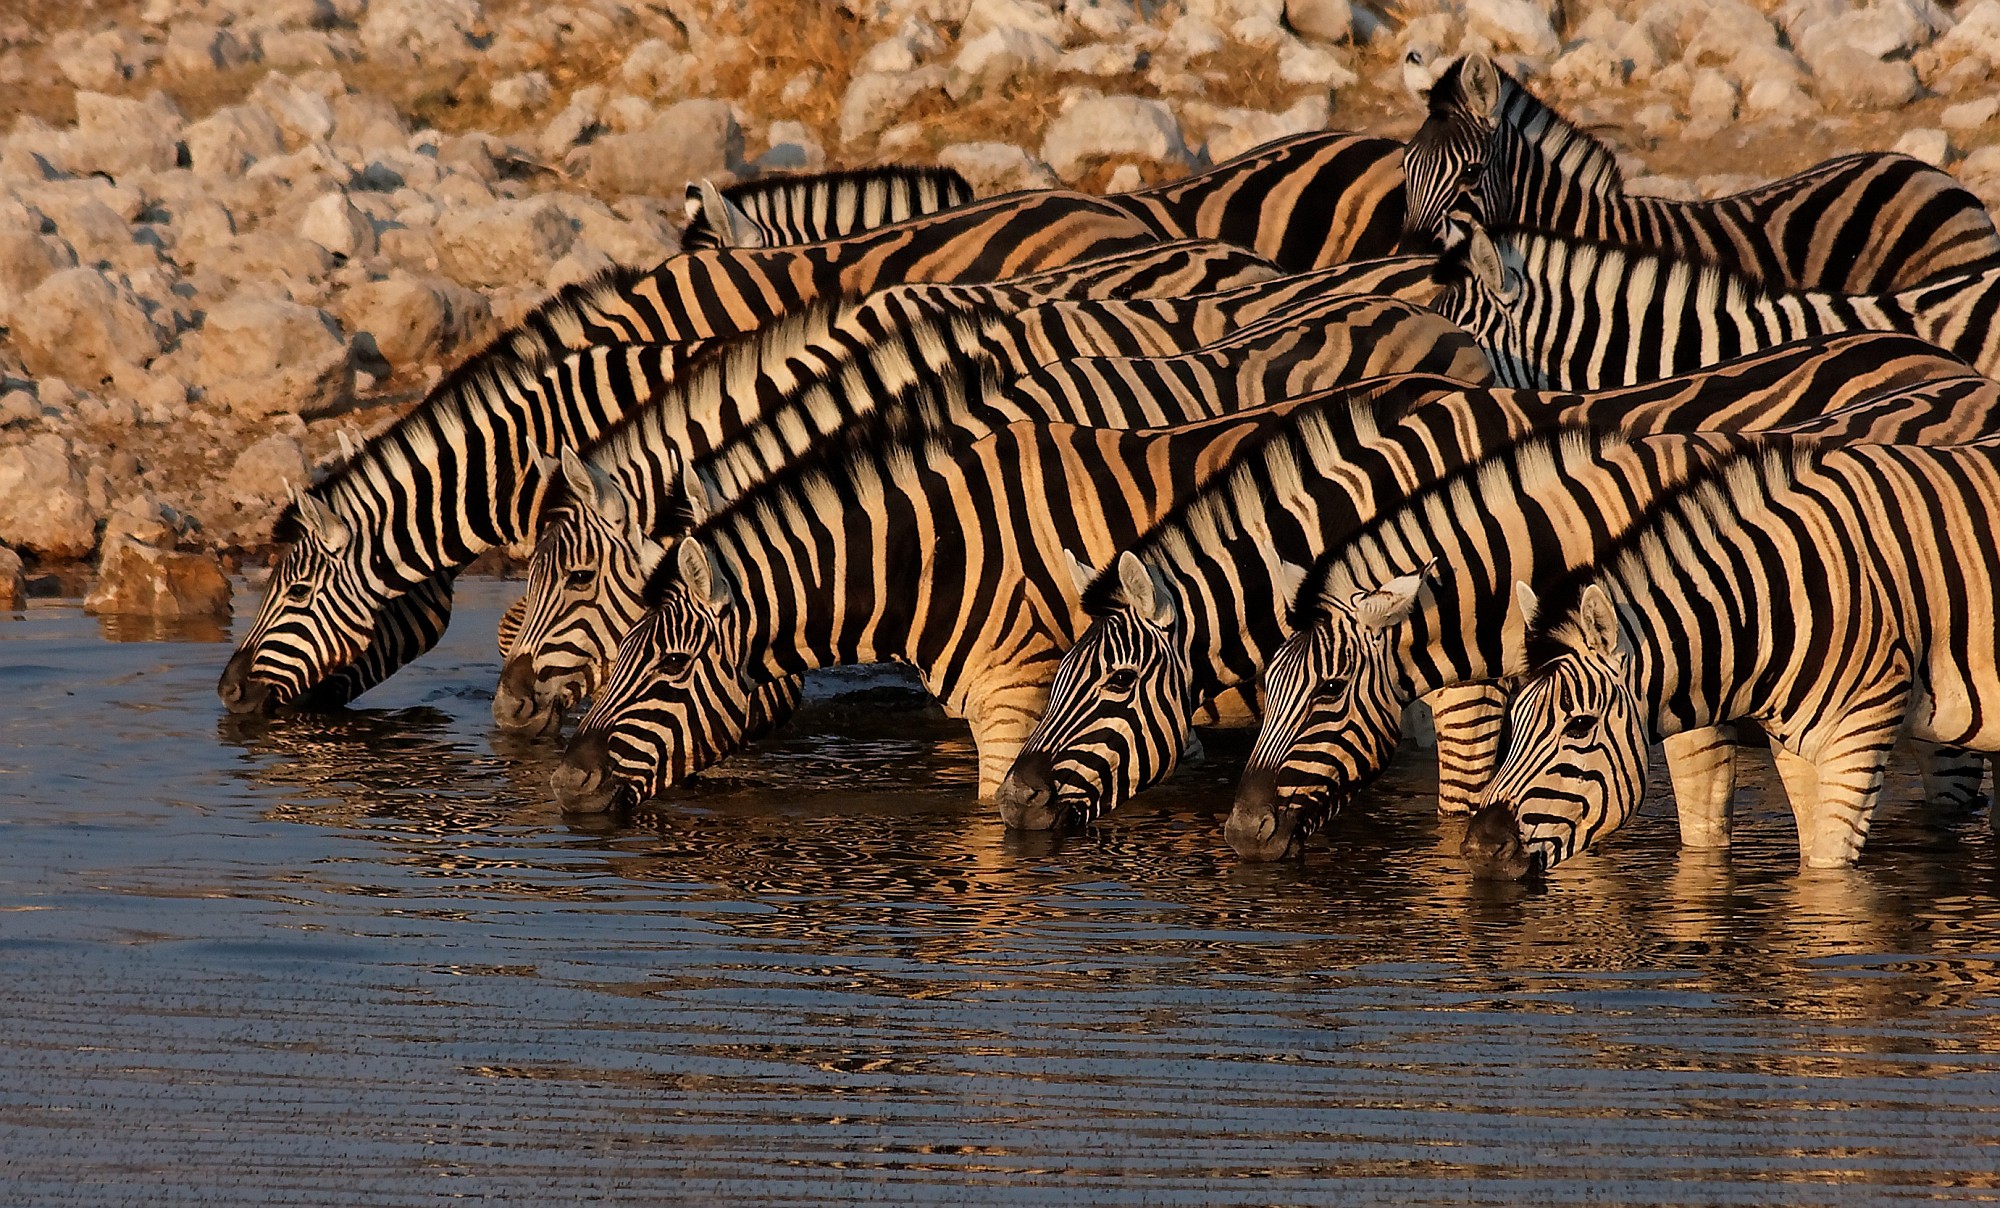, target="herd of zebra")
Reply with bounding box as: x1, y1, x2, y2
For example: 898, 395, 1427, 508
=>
214, 52, 2000, 880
